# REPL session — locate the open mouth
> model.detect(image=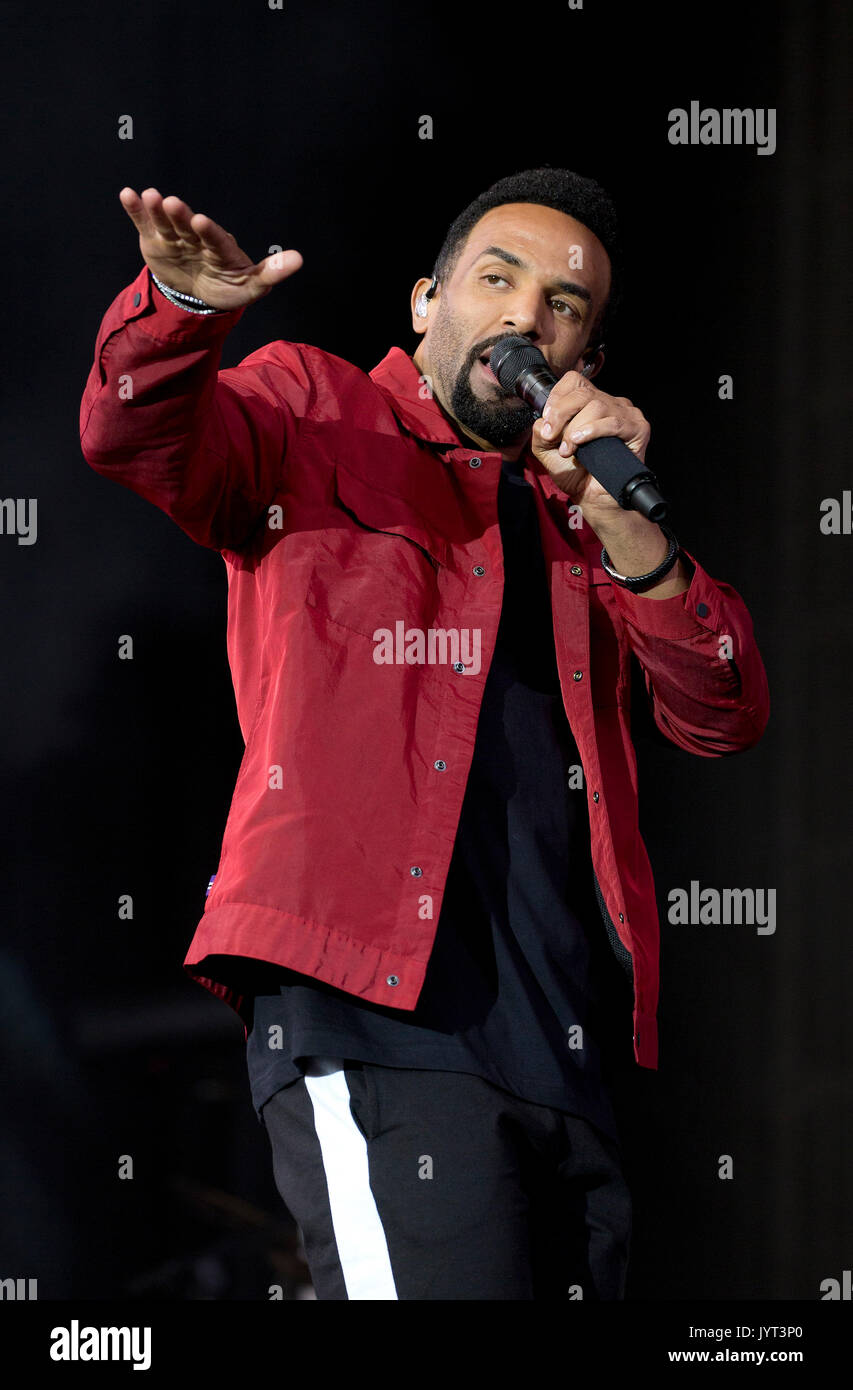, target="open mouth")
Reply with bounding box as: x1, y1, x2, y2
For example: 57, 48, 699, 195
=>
477, 355, 499, 382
